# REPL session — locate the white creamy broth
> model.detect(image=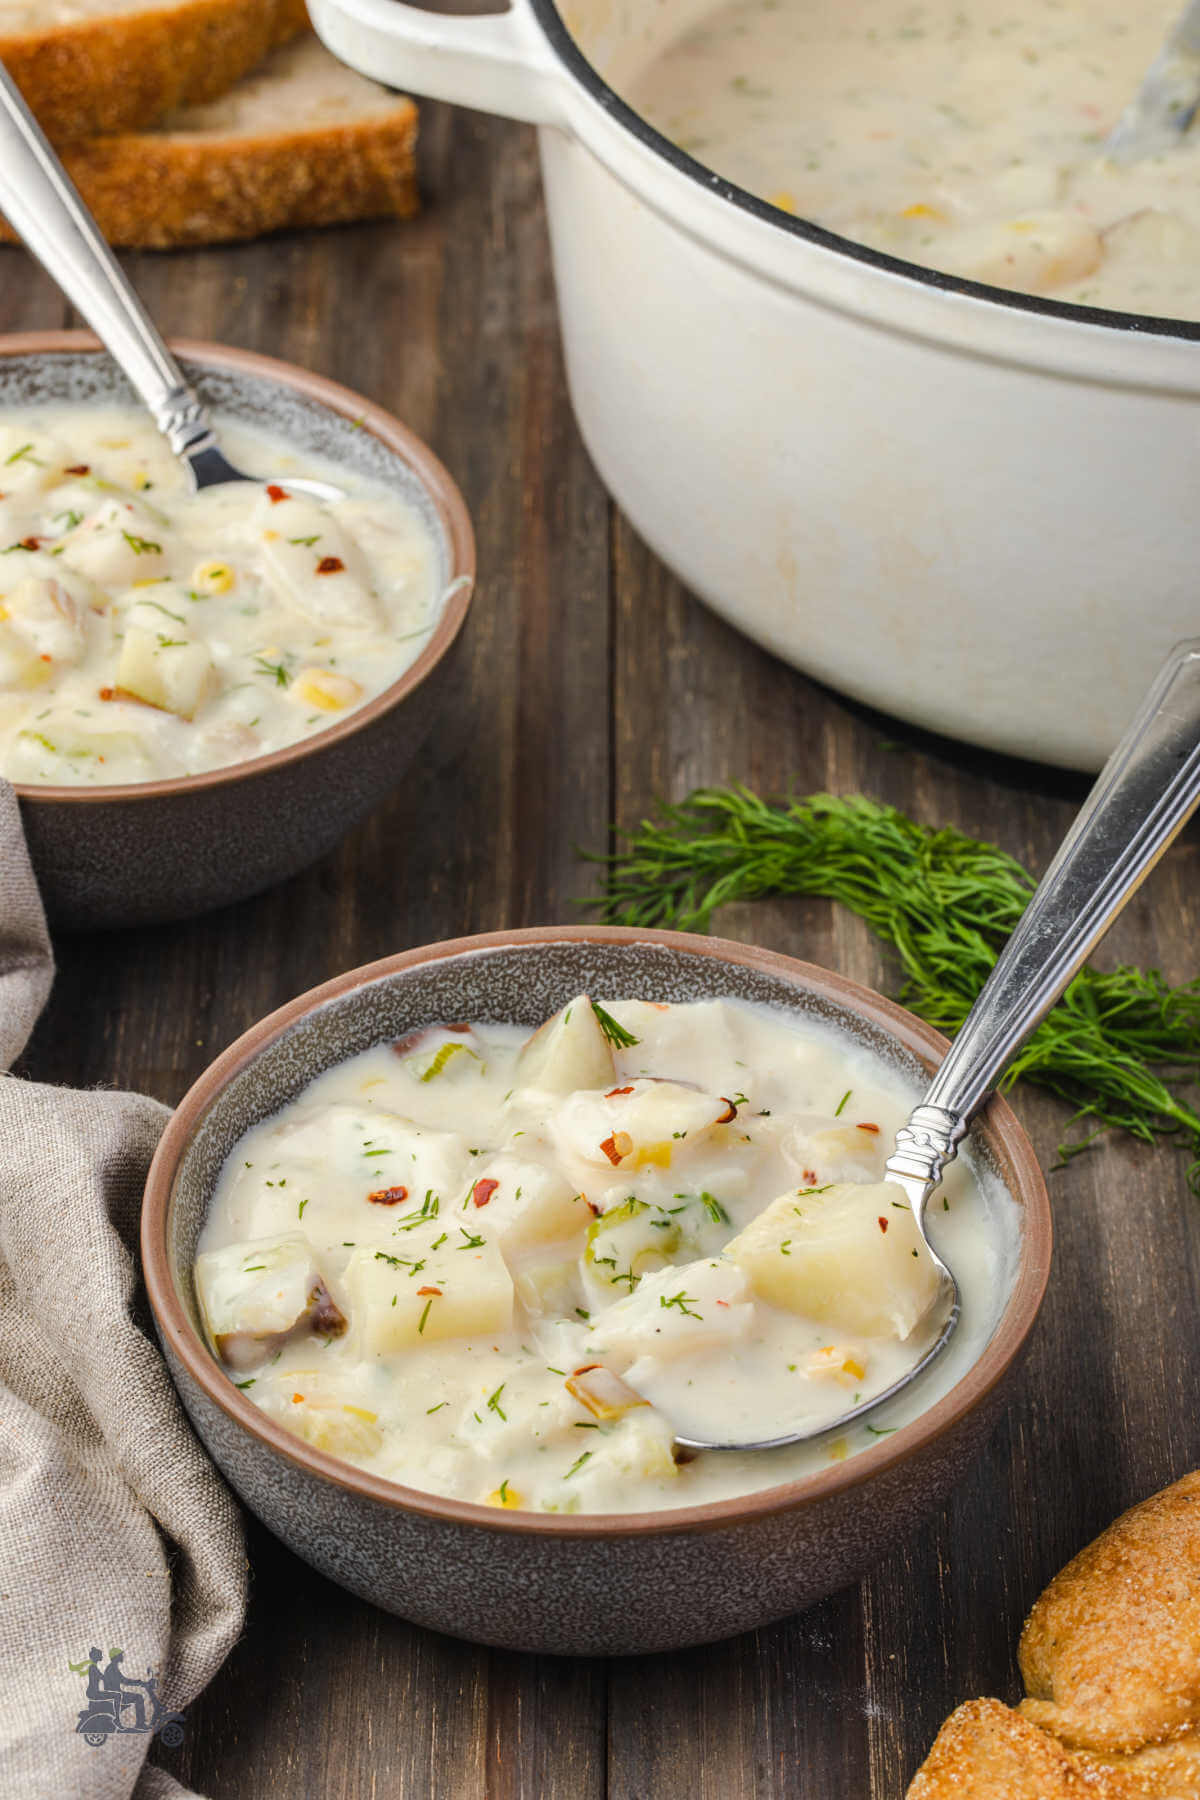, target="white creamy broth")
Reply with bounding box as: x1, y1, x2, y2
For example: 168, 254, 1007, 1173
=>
0, 407, 444, 786
197, 996, 1018, 1515
623, 0, 1200, 320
